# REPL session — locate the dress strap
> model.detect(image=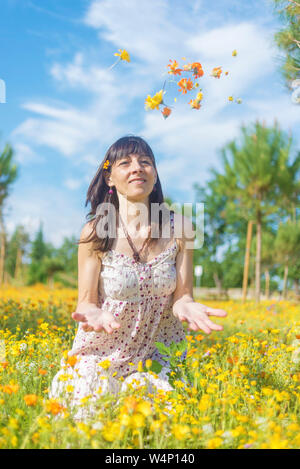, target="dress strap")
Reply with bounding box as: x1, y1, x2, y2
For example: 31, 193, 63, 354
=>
170, 211, 175, 238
